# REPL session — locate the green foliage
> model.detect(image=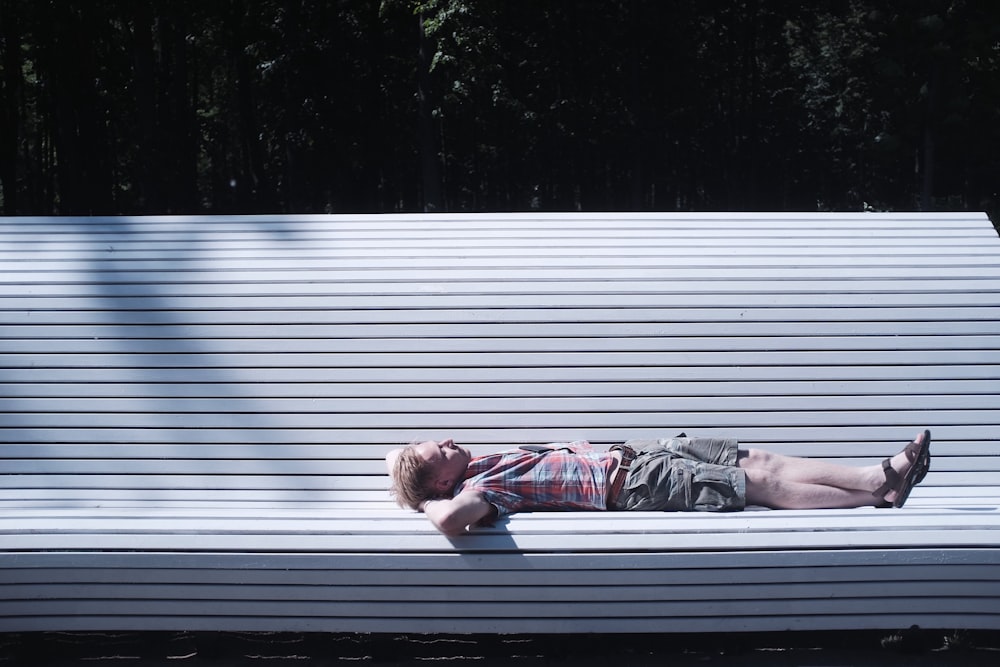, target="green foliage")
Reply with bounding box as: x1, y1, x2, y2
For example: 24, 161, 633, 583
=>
0, 0, 997, 219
